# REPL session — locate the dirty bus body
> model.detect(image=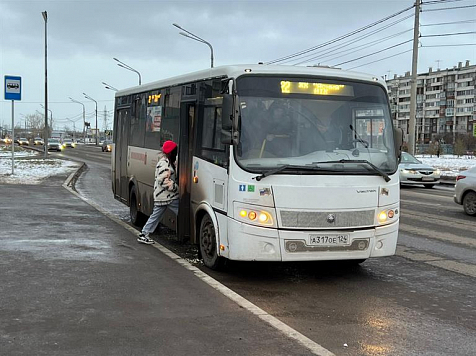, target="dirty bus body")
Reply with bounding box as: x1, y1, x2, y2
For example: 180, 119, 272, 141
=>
112, 64, 403, 269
